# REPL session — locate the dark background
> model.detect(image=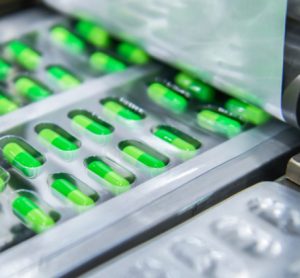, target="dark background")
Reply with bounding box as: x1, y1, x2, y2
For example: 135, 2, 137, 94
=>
0, 0, 39, 16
